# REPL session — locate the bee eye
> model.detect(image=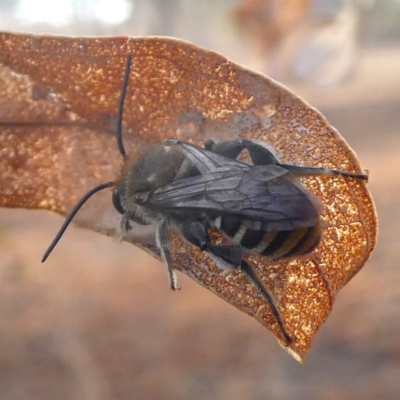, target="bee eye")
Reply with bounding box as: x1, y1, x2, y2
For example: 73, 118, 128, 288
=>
112, 186, 125, 215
